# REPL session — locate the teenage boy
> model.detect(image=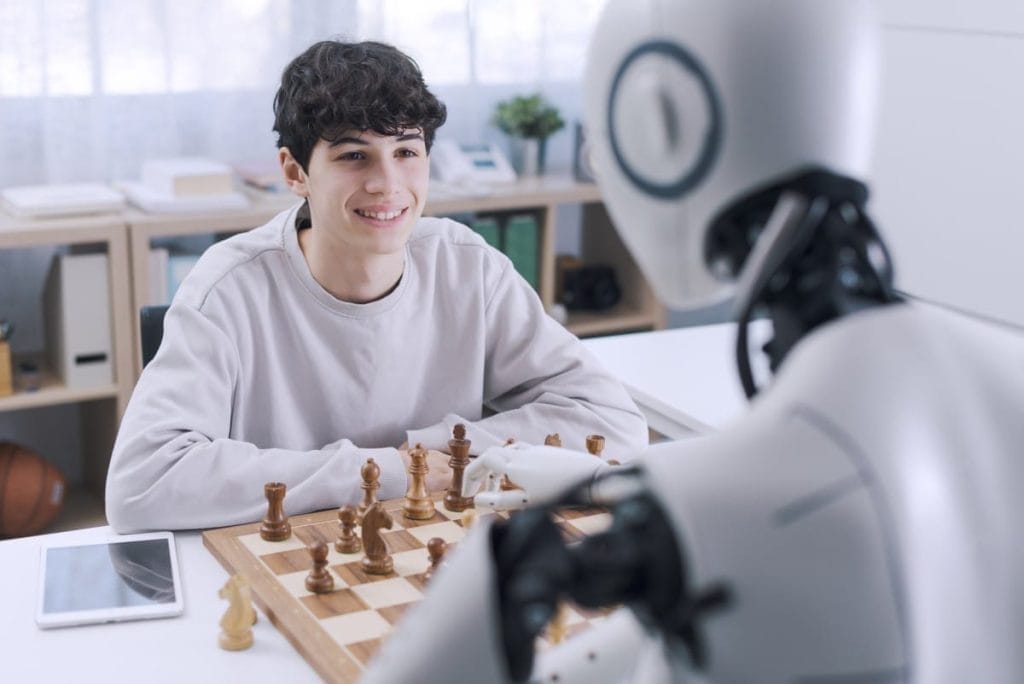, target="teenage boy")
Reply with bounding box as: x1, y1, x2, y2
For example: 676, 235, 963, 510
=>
106, 40, 647, 532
